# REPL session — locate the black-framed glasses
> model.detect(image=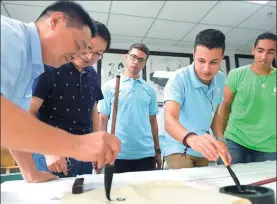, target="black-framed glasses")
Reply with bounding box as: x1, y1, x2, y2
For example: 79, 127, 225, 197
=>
129, 54, 146, 64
